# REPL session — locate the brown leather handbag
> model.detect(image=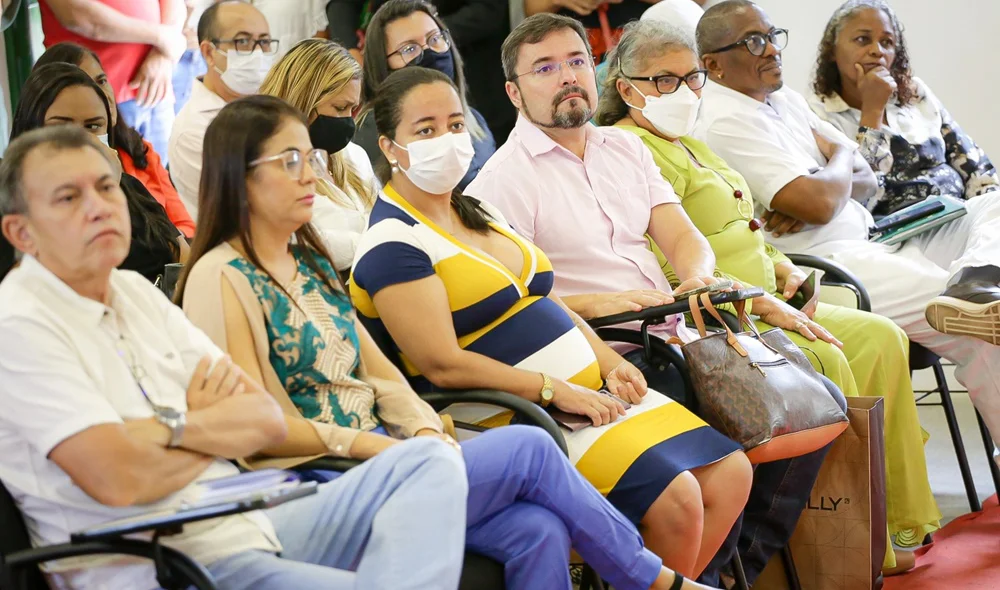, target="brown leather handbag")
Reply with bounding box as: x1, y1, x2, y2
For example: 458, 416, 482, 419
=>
680, 293, 848, 464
